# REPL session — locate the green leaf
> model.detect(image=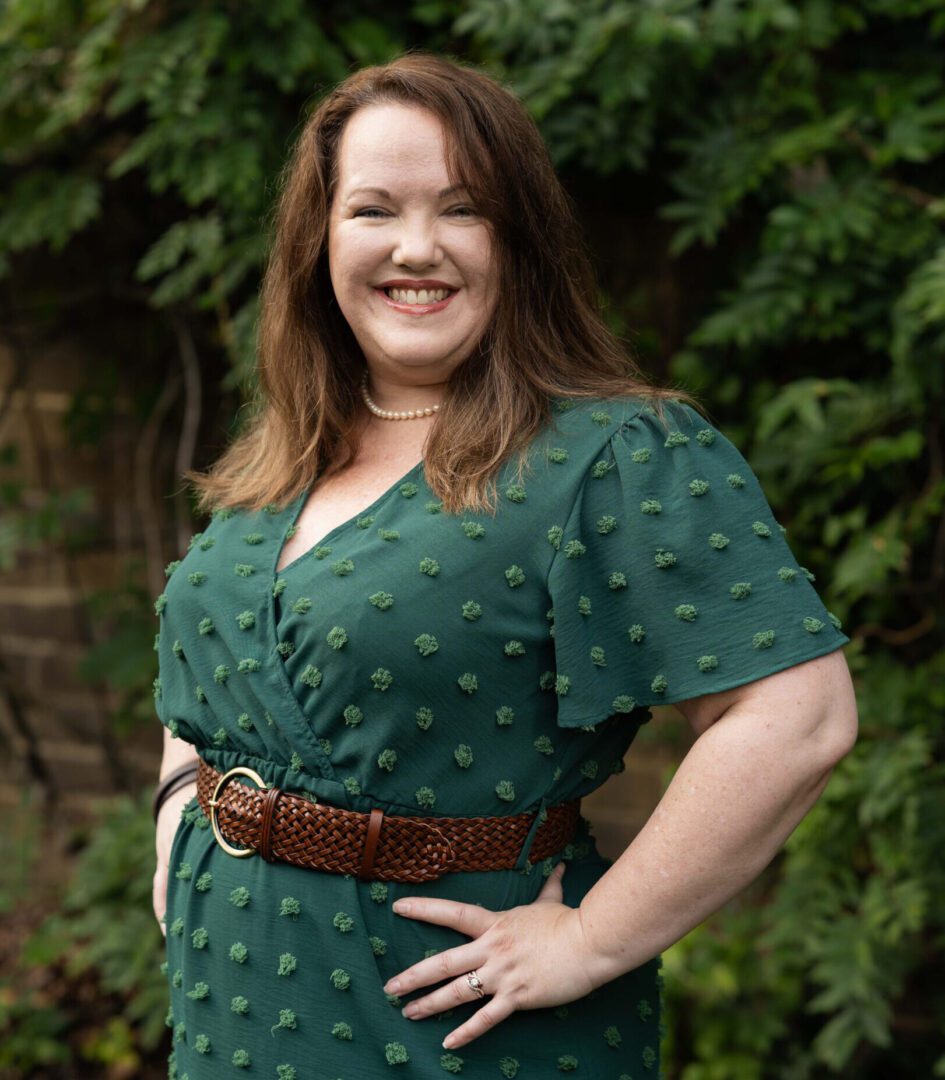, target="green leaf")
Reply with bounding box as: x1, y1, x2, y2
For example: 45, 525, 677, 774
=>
0, 172, 101, 255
